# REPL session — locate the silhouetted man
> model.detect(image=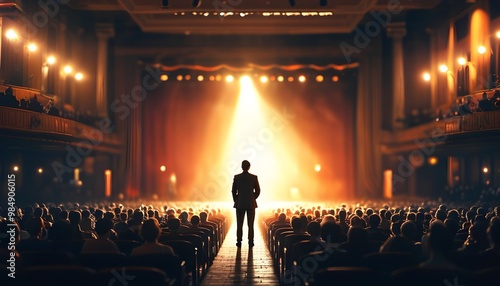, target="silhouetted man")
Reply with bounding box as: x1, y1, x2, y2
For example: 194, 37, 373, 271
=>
232, 160, 260, 247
